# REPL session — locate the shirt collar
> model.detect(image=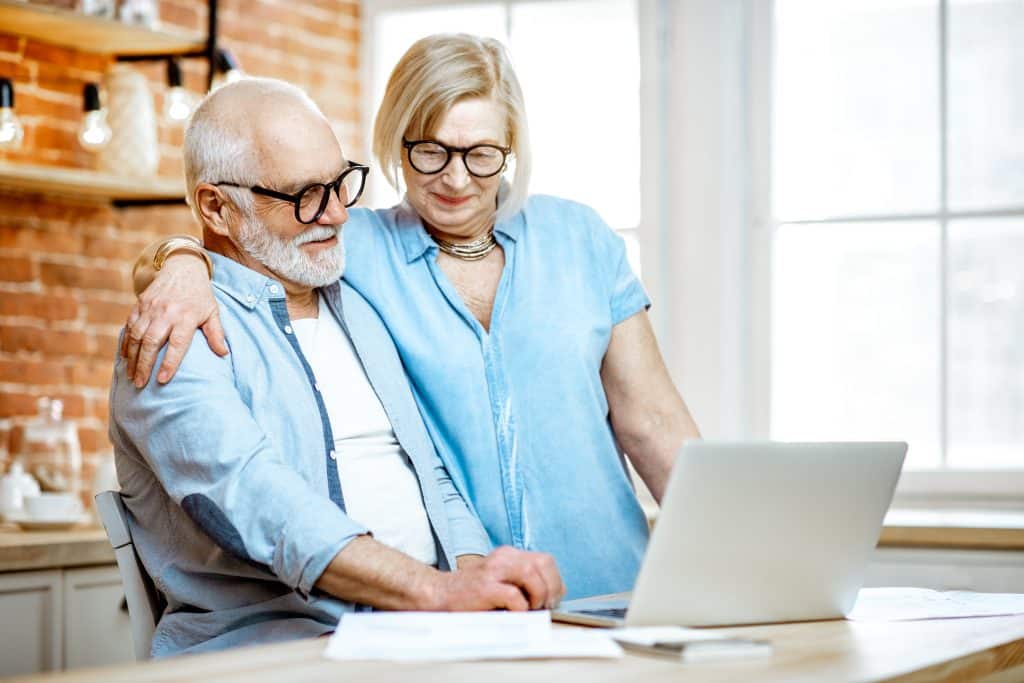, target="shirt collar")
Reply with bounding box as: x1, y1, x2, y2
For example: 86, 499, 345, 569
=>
208, 251, 286, 309
397, 180, 523, 264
